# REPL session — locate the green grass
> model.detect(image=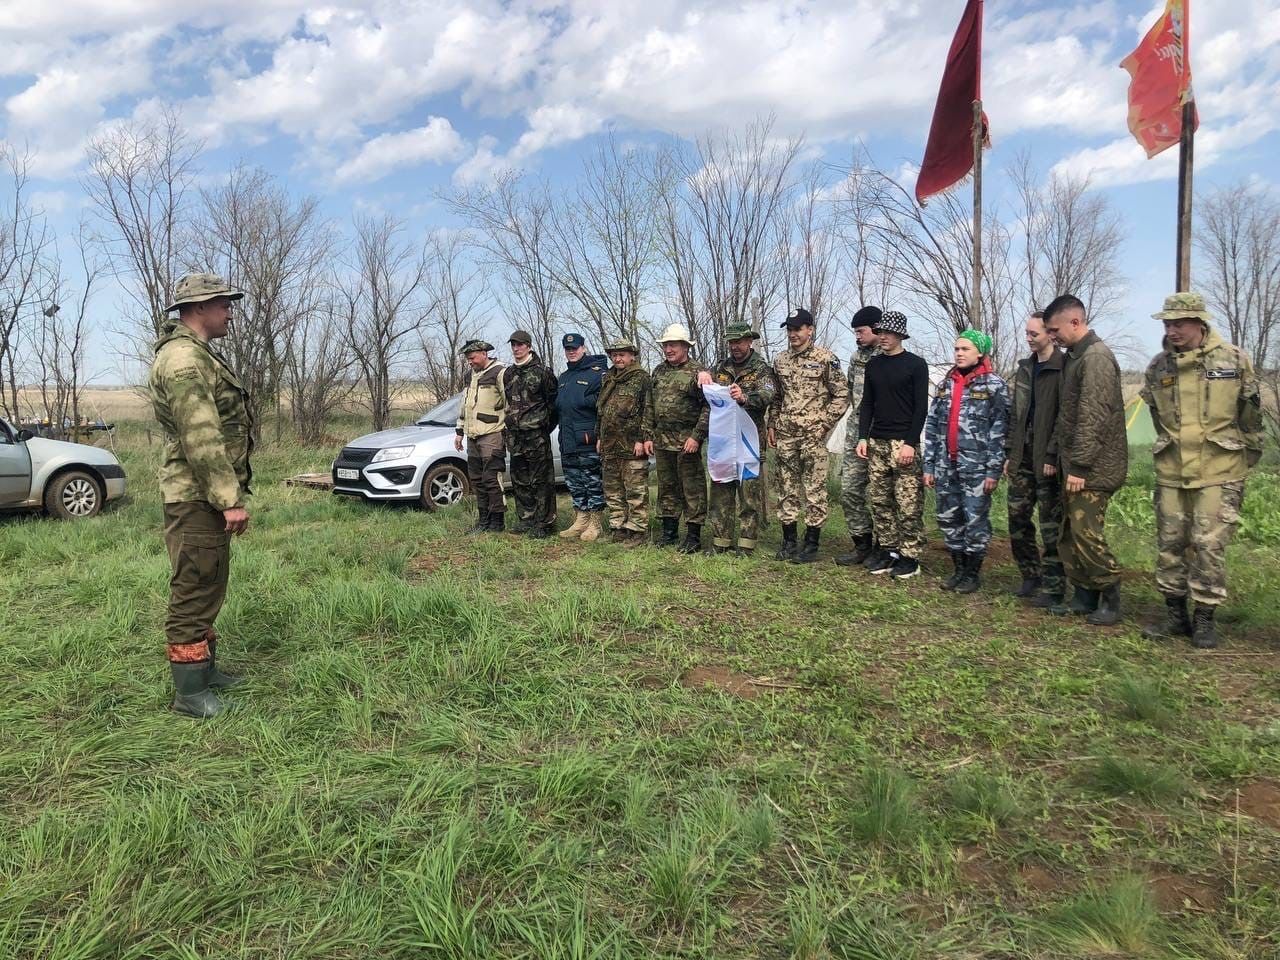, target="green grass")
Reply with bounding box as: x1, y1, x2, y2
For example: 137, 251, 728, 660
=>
0, 424, 1277, 957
